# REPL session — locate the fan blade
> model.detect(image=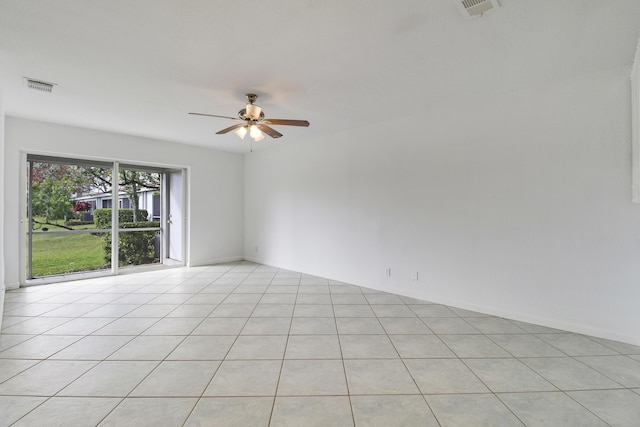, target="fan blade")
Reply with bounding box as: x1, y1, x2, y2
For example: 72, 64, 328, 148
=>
263, 119, 310, 127
257, 124, 283, 138
216, 123, 246, 135
189, 112, 241, 120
